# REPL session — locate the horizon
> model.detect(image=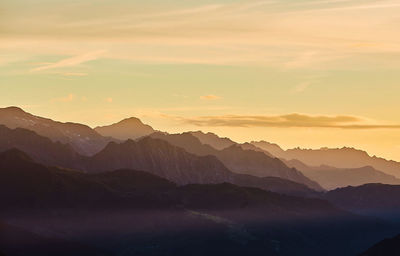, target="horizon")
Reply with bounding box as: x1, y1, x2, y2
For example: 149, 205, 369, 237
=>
1, 105, 398, 162
2, 0, 400, 161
